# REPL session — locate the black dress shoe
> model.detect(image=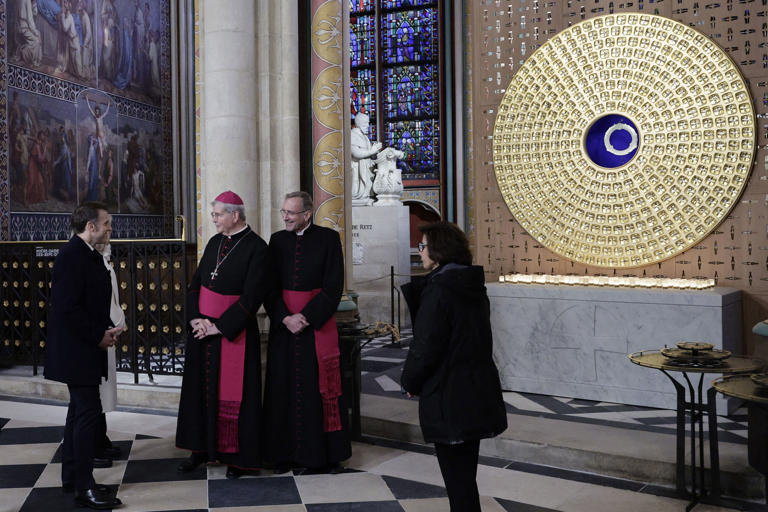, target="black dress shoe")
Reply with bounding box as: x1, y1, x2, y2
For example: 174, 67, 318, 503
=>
74, 488, 122, 509
62, 483, 110, 493
101, 445, 122, 458
92, 457, 113, 468
225, 466, 243, 479
177, 454, 206, 472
